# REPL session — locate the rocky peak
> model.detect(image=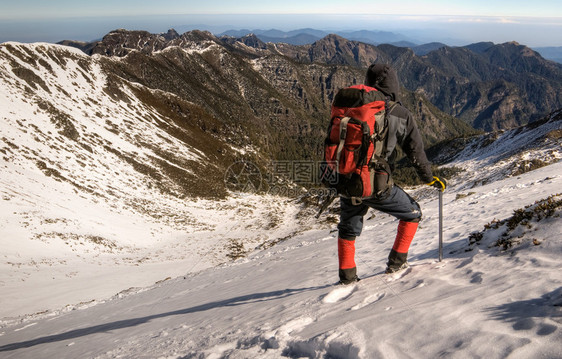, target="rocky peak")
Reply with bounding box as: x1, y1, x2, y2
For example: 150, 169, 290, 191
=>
463, 41, 495, 54
315, 33, 348, 45
178, 29, 218, 43
482, 41, 562, 79
219, 33, 267, 49
163, 28, 180, 41
90, 29, 170, 56
305, 34, 389, 67
240, 33, 268, 49
86, 29, 220, 57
